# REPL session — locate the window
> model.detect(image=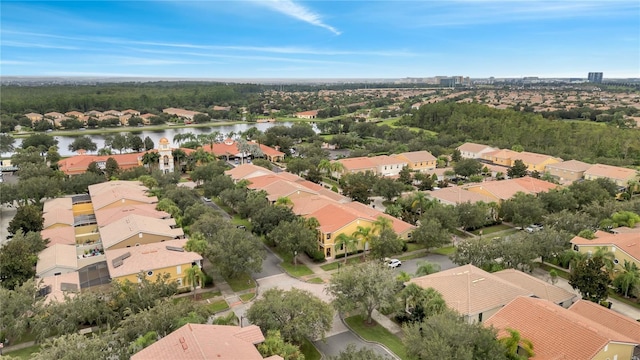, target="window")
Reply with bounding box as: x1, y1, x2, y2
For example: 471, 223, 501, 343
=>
176, 265, 182, 274
573, 245, 579, 251
176, 278, 183, 286
327, 233, 331, 239
478, 313, 483, 322
614, 258, 619, 264
147, 270, 153, 277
